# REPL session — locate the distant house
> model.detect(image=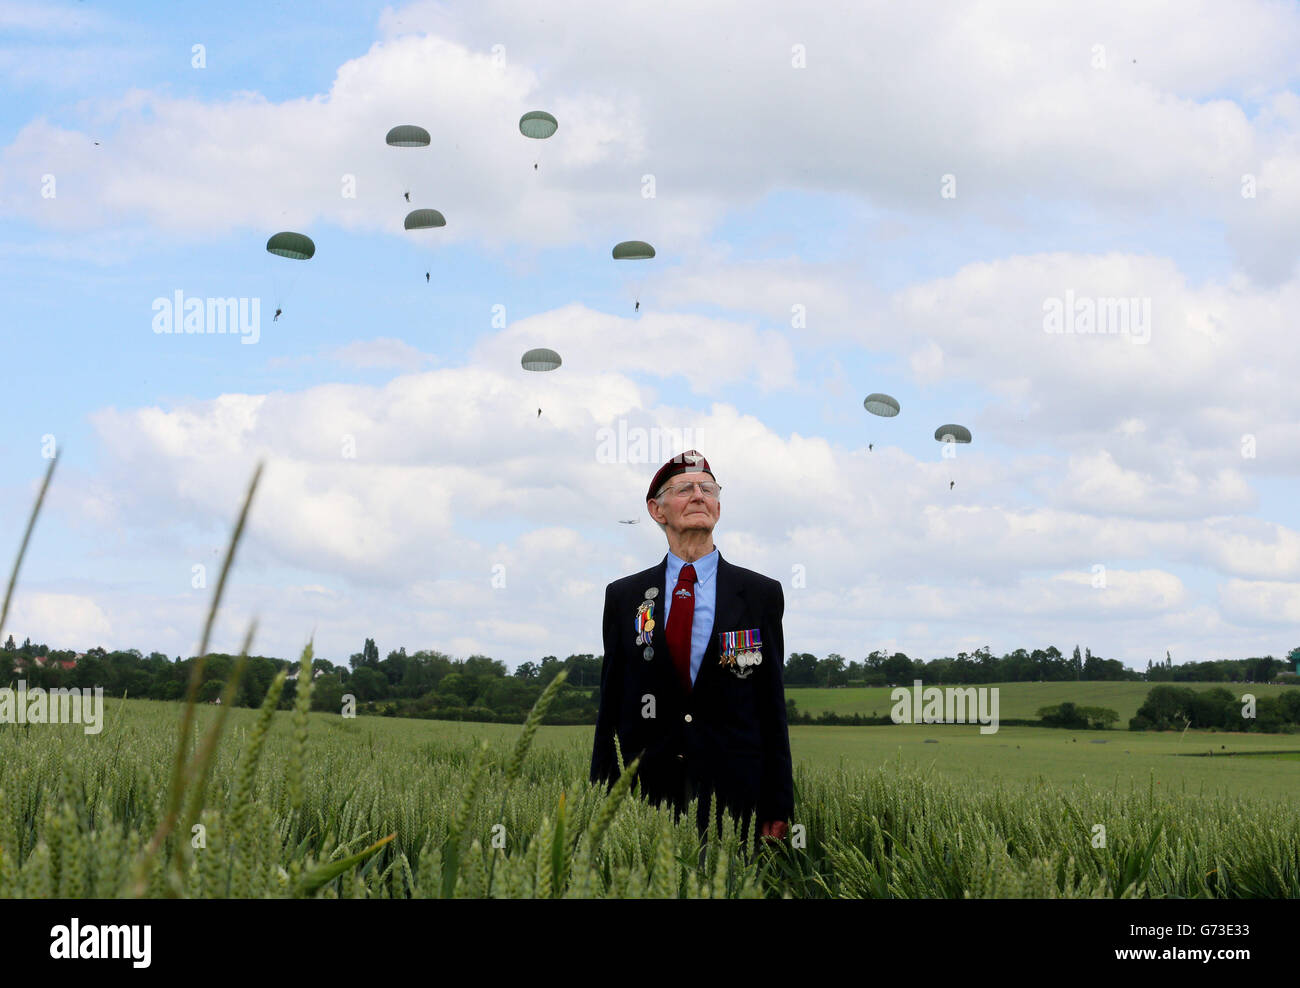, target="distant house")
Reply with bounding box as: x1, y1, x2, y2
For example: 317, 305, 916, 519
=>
12, 654, 77, 672
286, 668, 326, 681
